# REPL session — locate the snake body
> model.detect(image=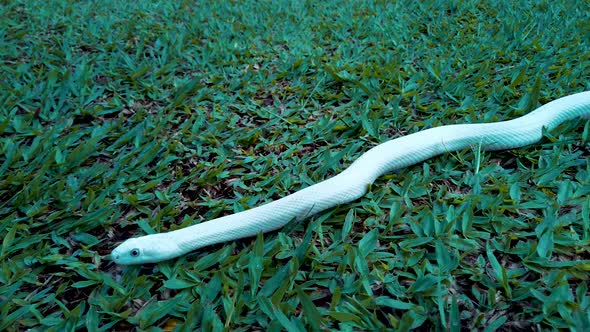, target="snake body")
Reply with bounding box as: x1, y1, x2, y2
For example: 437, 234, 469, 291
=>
112, 91, 590, 265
